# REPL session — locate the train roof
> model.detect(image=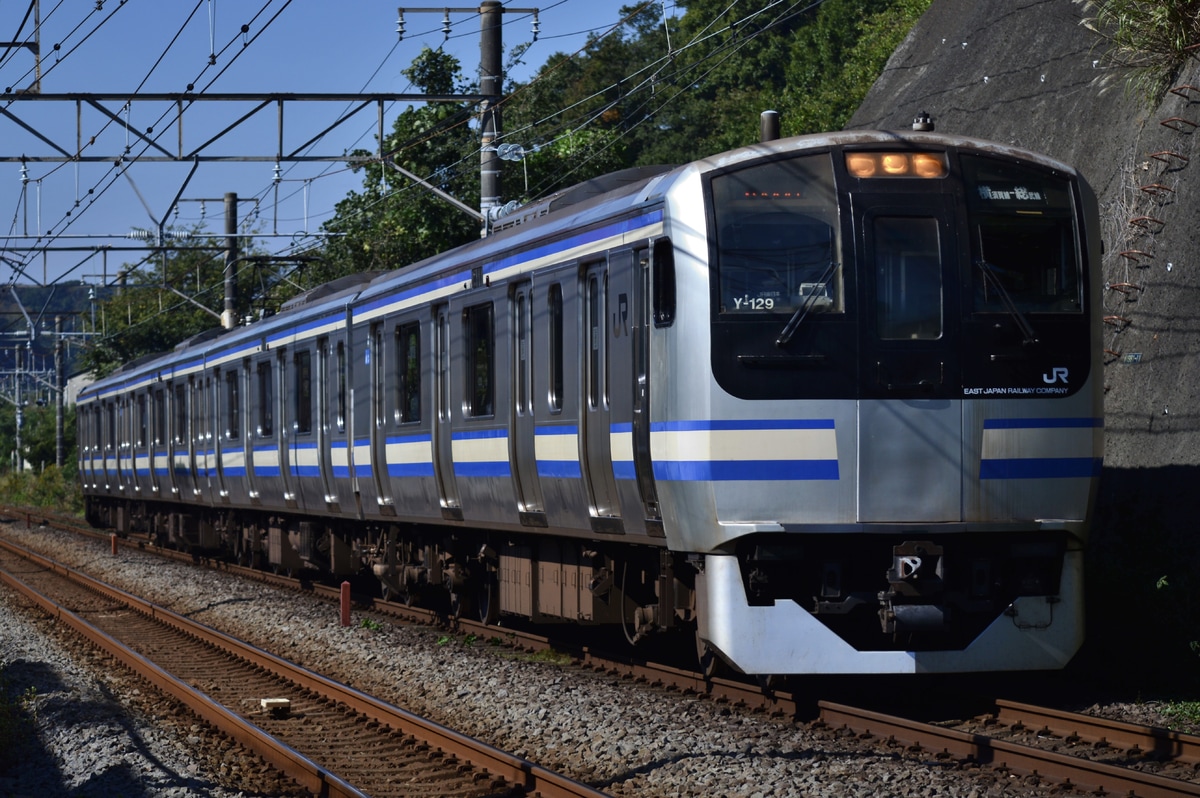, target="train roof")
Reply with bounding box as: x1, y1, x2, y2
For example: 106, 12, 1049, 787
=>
77, 128, 1086, 405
